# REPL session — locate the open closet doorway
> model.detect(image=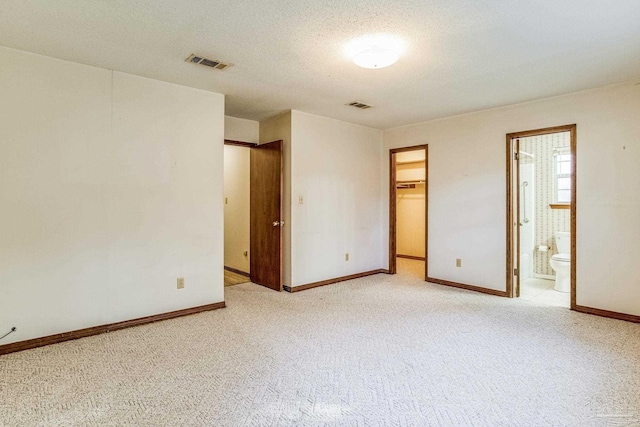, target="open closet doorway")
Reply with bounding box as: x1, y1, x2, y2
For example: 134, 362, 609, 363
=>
507, 125, 576, 308
223, 139, 284, 291
389, 145, 428, 280
224, 140, 253, 287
